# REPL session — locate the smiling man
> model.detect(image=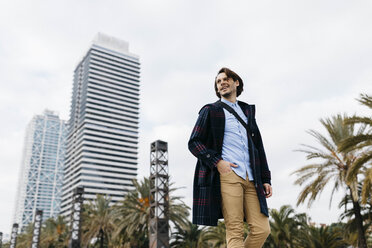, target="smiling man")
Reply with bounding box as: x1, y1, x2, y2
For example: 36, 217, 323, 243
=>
188, 67, 272, 248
